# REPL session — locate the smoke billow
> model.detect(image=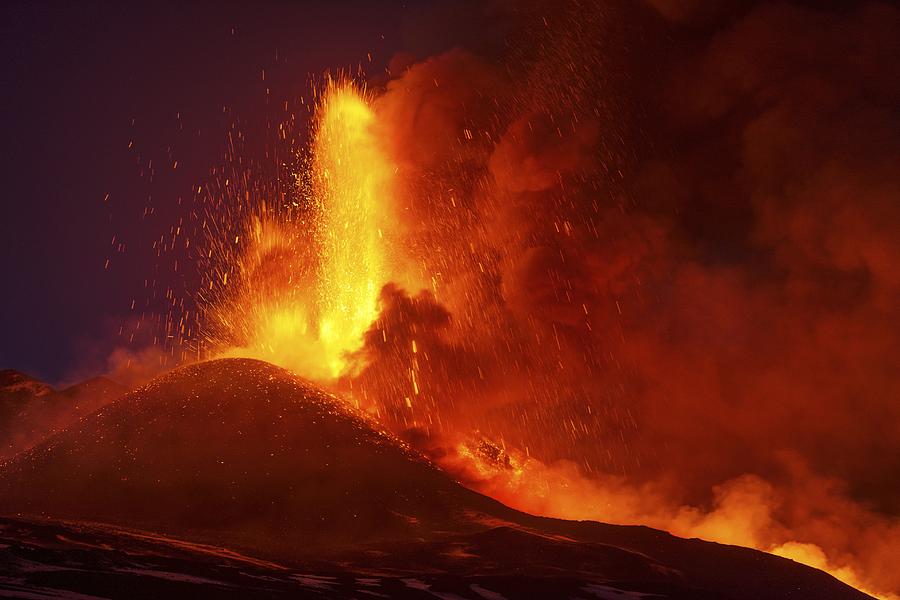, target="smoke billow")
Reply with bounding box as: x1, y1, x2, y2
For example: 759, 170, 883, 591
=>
336, 1, 900, 596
